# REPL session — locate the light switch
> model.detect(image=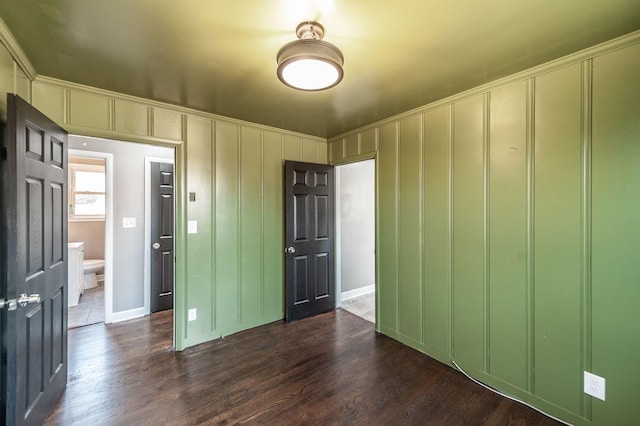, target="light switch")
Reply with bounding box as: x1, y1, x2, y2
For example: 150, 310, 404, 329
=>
122, 217, 136, 228
188, 220, 198, 234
